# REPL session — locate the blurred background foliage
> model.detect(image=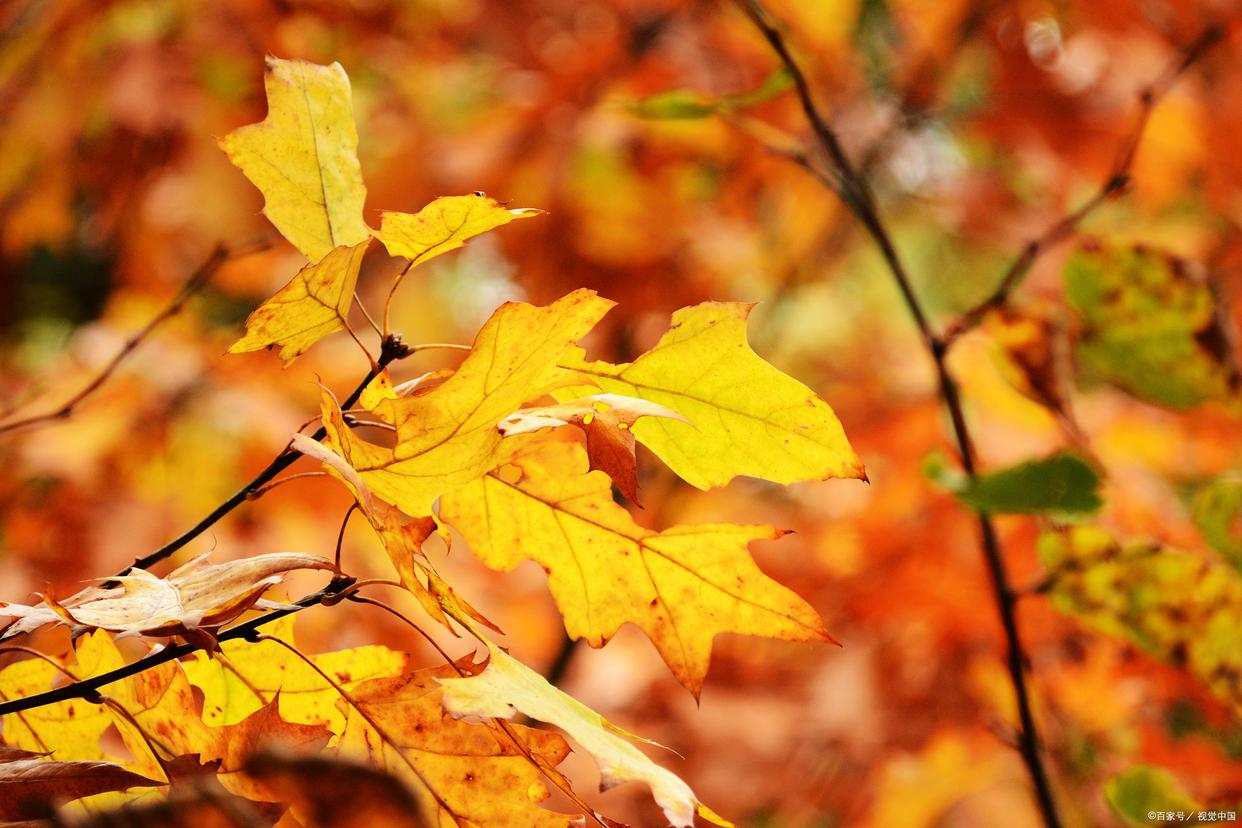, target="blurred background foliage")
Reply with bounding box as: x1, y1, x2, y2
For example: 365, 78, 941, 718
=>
2, 0, 1242, 825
